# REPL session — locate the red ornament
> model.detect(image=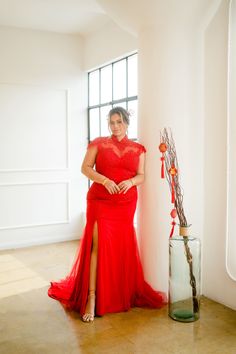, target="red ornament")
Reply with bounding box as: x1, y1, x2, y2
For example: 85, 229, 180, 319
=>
169, 164, 178, 203
159, 143, 167, 178
170, 208, 177, 238
170, 208, 177, 219
169, 165, 178, 176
